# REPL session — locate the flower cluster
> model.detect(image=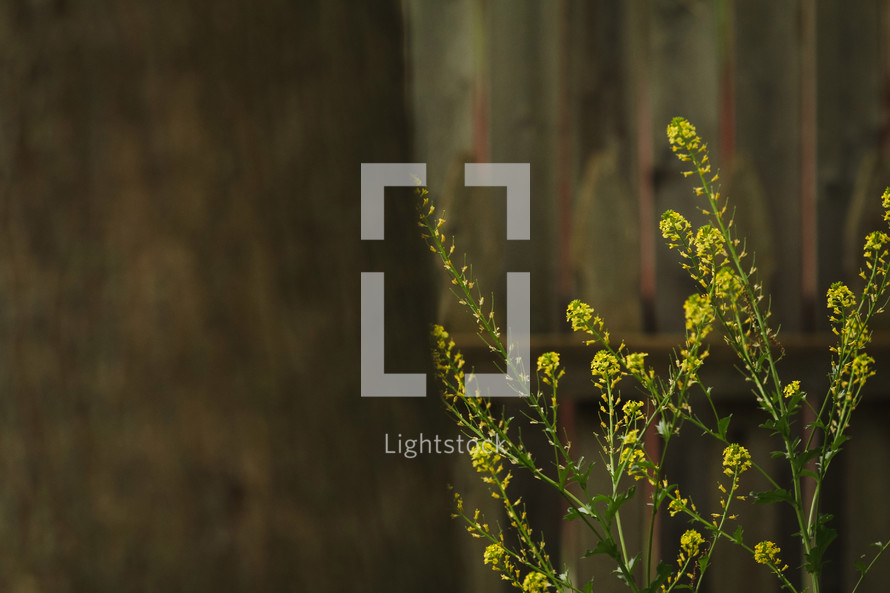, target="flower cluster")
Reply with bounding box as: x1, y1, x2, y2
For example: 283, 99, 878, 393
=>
567, 299, 609, 346
432, 324, 465, 398
826, 282, 856, 315
536, 352, 562, 385
591, 350, 622, 388
424, 120, 890, 593
722, 444, 752, 477
667, 117, 704, 161
680, 529, 705, 559
884, 188, 890, 223
754, 540, 786, 571
521, 571, 550, 593
783, 381, 799, 398
684, 293, 715, 338
668, 490, 692, 517
470, 440, 503, 475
